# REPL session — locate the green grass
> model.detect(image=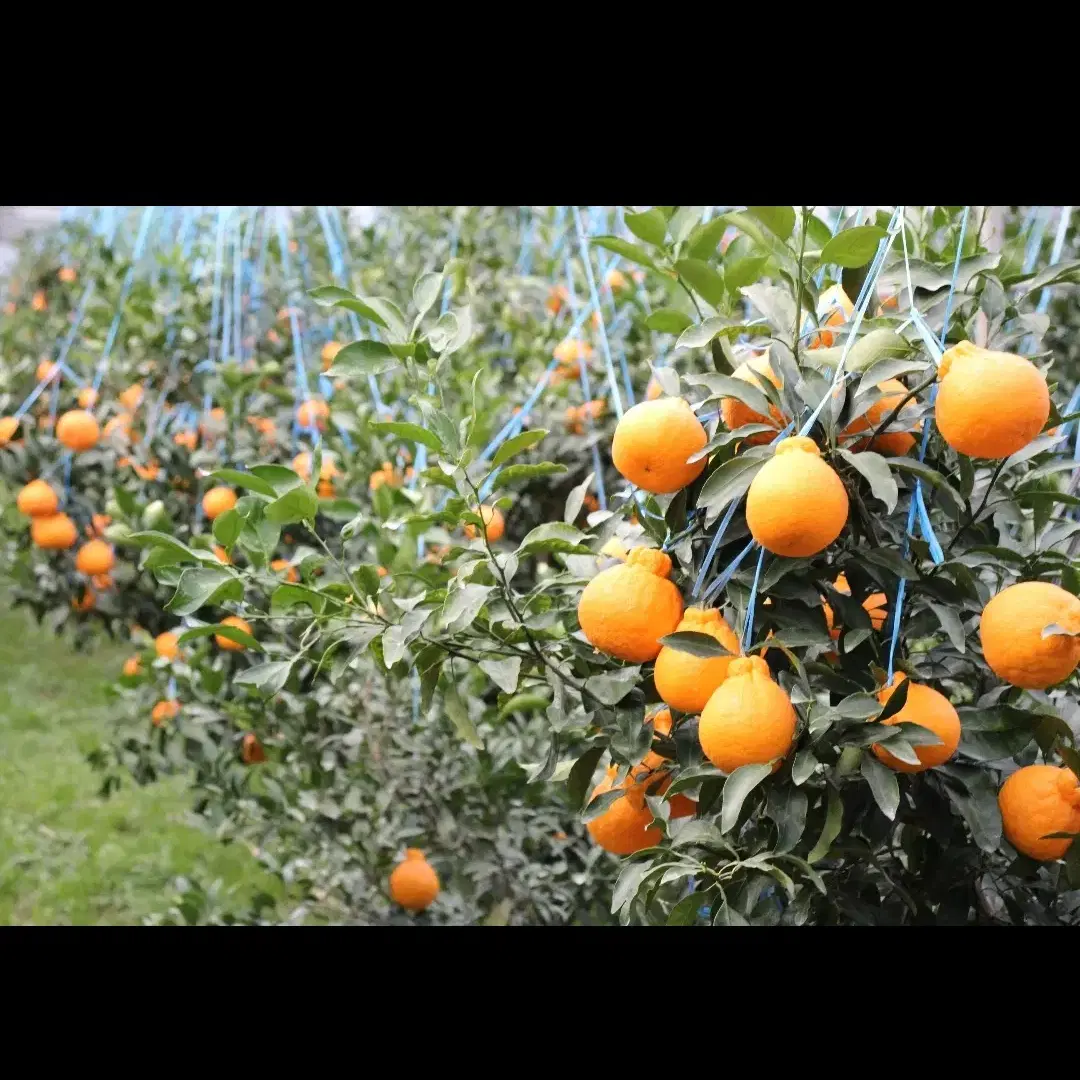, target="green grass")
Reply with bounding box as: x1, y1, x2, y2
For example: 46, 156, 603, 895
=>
0, 599, 278, 924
